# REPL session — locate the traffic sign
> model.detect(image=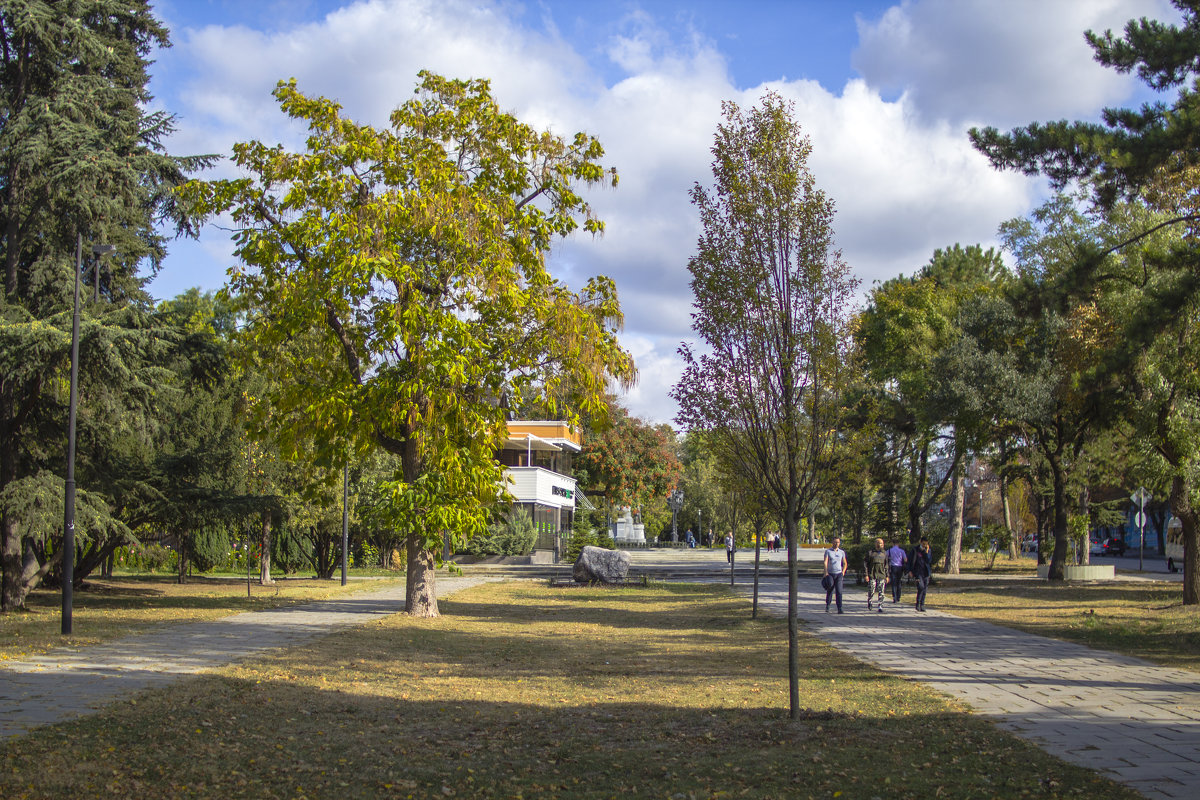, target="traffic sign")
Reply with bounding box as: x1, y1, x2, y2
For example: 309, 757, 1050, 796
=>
1131, 487, 1151, 508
